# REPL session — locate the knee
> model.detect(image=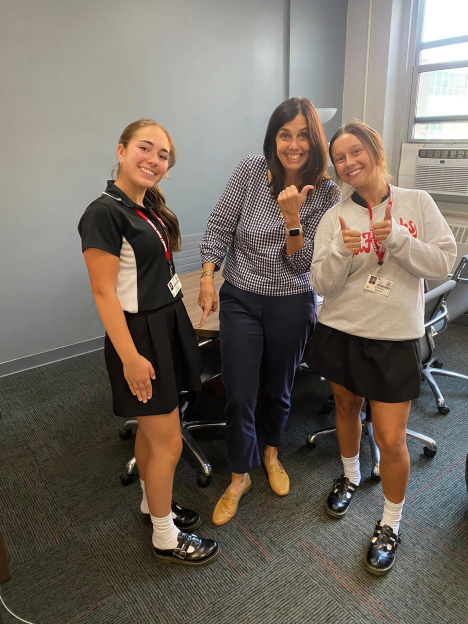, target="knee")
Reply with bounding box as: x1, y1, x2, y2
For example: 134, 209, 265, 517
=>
149, 435, 183, 465
376, 433, 407, 457
335, 399, 363, 420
